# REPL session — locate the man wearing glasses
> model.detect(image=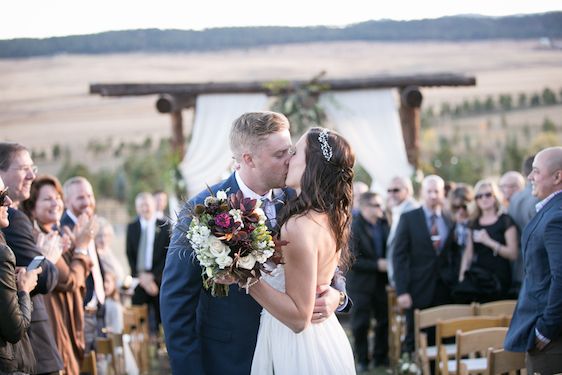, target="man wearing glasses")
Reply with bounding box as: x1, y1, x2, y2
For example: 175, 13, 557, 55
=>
385, 176, 418, 287
0, 142, 63, 375
348, 192, 390, 372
